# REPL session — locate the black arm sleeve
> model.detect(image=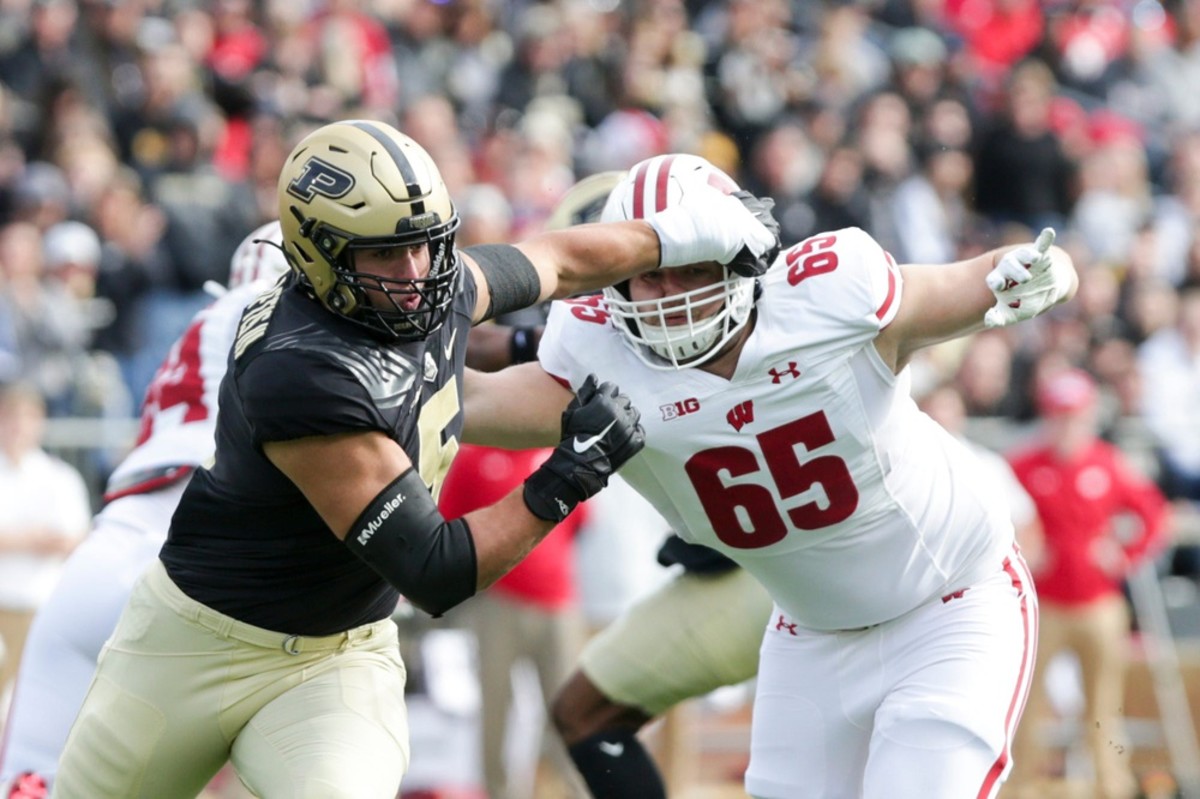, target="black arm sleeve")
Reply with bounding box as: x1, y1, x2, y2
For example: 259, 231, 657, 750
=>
463, 243, 542, 321
344, 468, 477, 617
